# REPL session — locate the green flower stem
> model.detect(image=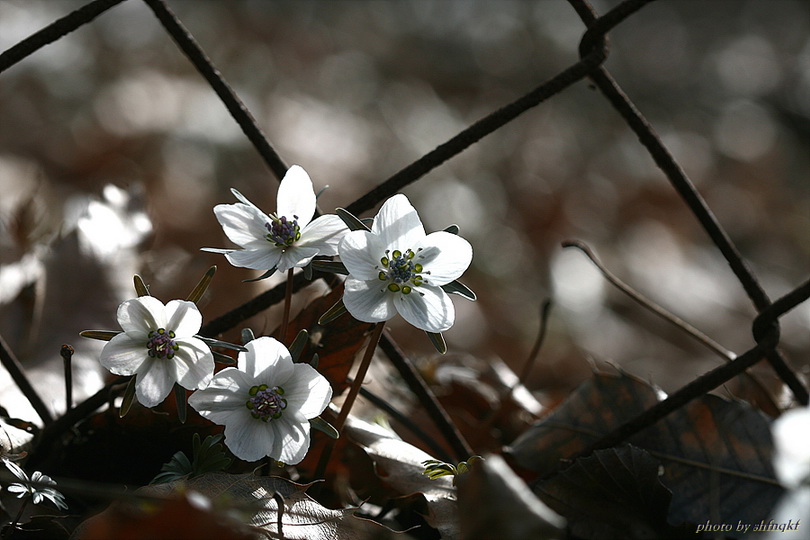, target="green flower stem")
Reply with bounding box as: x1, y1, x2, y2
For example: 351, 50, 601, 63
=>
280, 268, 294, 342
314, 322, 385, 480
333, 322, 385, 432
